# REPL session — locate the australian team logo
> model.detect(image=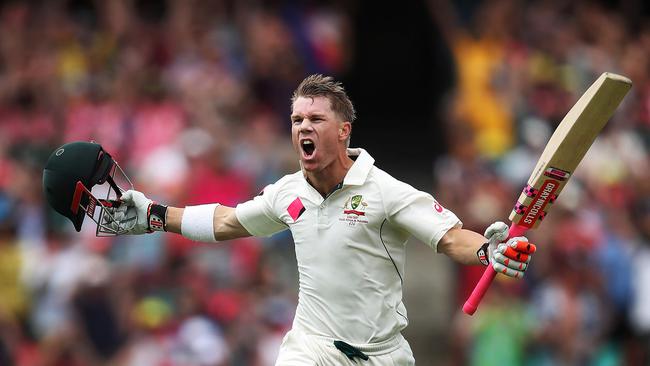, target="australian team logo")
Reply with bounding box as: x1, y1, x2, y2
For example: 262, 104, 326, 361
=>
340, 194, 369, 226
